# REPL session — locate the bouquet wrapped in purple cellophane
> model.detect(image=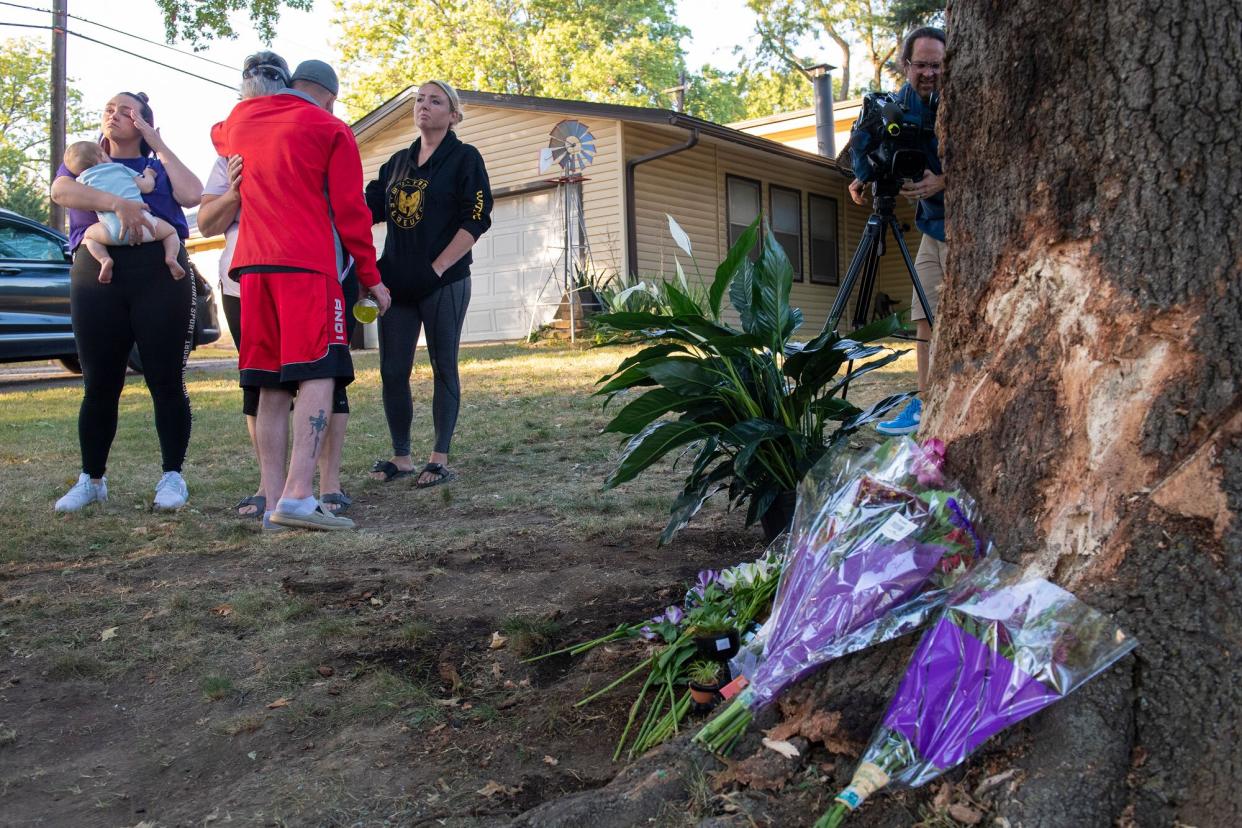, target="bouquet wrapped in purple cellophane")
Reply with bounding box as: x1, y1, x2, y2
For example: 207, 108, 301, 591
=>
816, 558, 1138, 827
697, 437, 990, 753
